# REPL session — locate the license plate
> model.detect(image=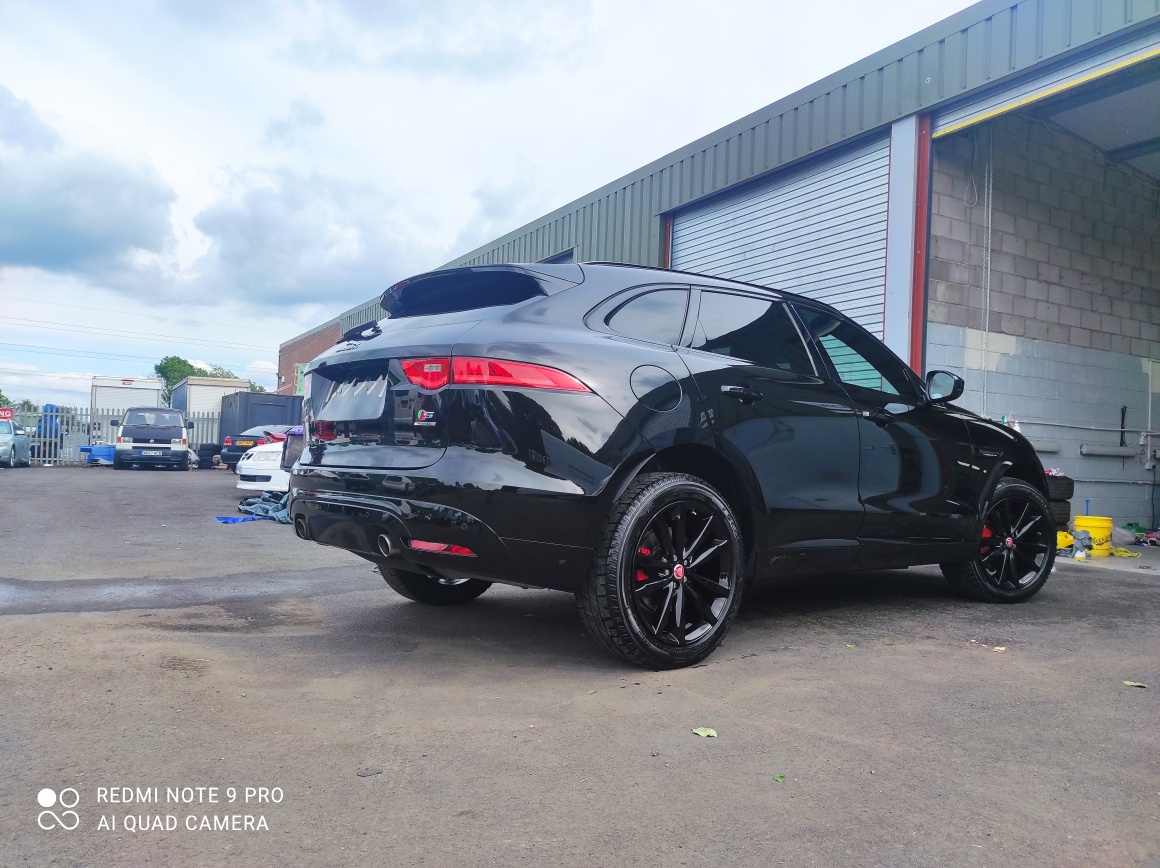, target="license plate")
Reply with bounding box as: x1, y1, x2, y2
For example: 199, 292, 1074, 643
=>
235, 440, 255, 447
141, 450, 163, 456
